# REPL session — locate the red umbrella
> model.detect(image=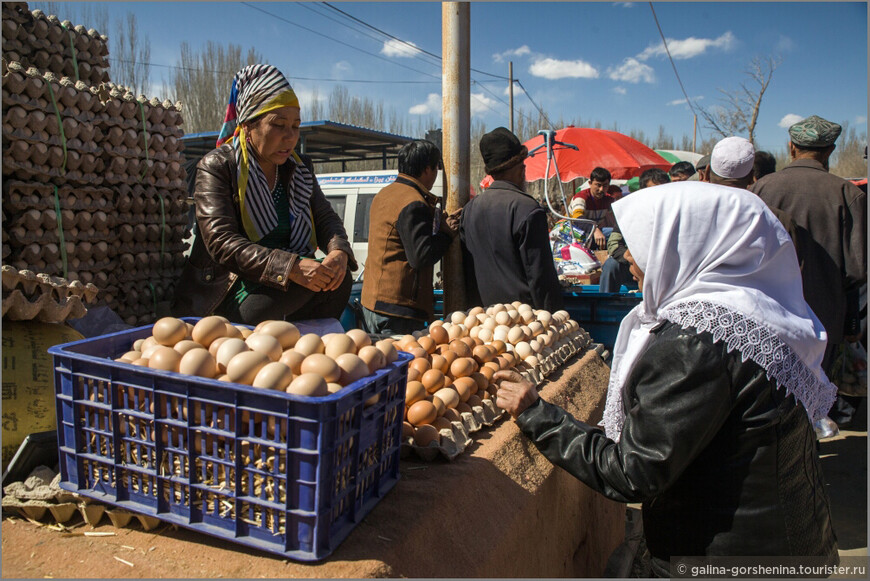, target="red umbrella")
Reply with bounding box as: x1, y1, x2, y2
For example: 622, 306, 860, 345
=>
521, 127, 671, 183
